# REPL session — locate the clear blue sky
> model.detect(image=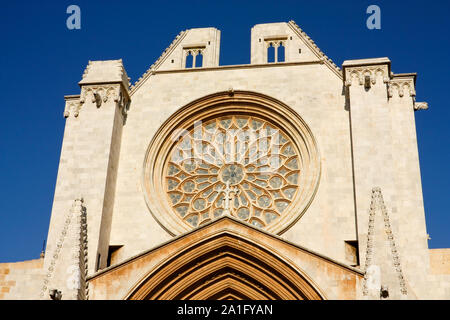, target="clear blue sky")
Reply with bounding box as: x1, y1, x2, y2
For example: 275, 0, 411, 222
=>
0, 0, 449, 262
